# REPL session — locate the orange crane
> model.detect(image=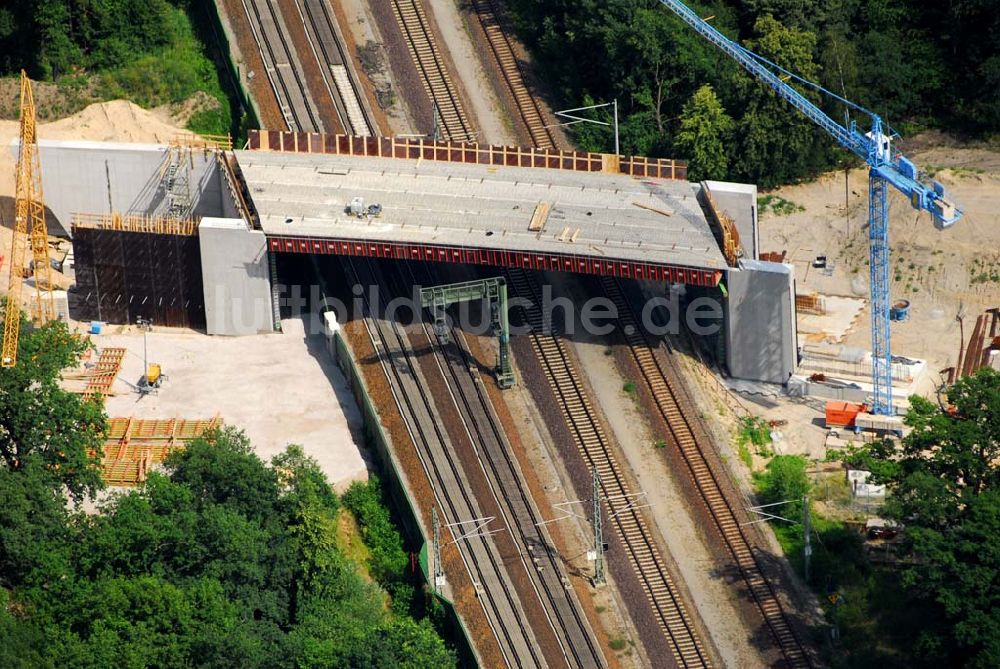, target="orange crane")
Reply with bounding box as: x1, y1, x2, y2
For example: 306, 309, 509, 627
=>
1, 70, 55, 367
